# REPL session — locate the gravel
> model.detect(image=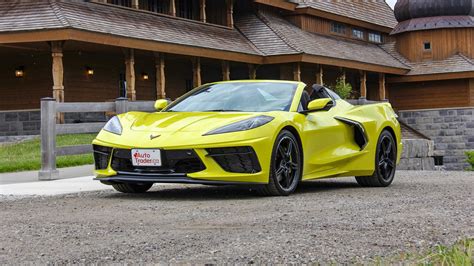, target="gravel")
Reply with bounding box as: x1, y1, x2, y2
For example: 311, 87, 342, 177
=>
0, 170, 473, 264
